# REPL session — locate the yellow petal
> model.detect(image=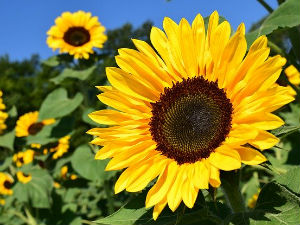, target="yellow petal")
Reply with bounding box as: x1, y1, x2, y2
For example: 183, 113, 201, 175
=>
193, 161, 209, 189
236, 147, 267, 165
249, 130, 279, 150
167, 164, 185, 211
88, 109, 138, 125
182, 168, 198, 208
209, 165, 220, 187
106, 67, 159, 102
209, 146, 241, 171
146, 162, 177, 208
153, 196, 168, 221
